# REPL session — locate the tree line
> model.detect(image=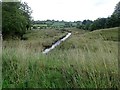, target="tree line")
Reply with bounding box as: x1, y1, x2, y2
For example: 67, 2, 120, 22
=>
33, 1, 120, 31
33, 2, 120, 31
78, 1, 120, 31
2, 1, 120, 39
33, 20, 82, 29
